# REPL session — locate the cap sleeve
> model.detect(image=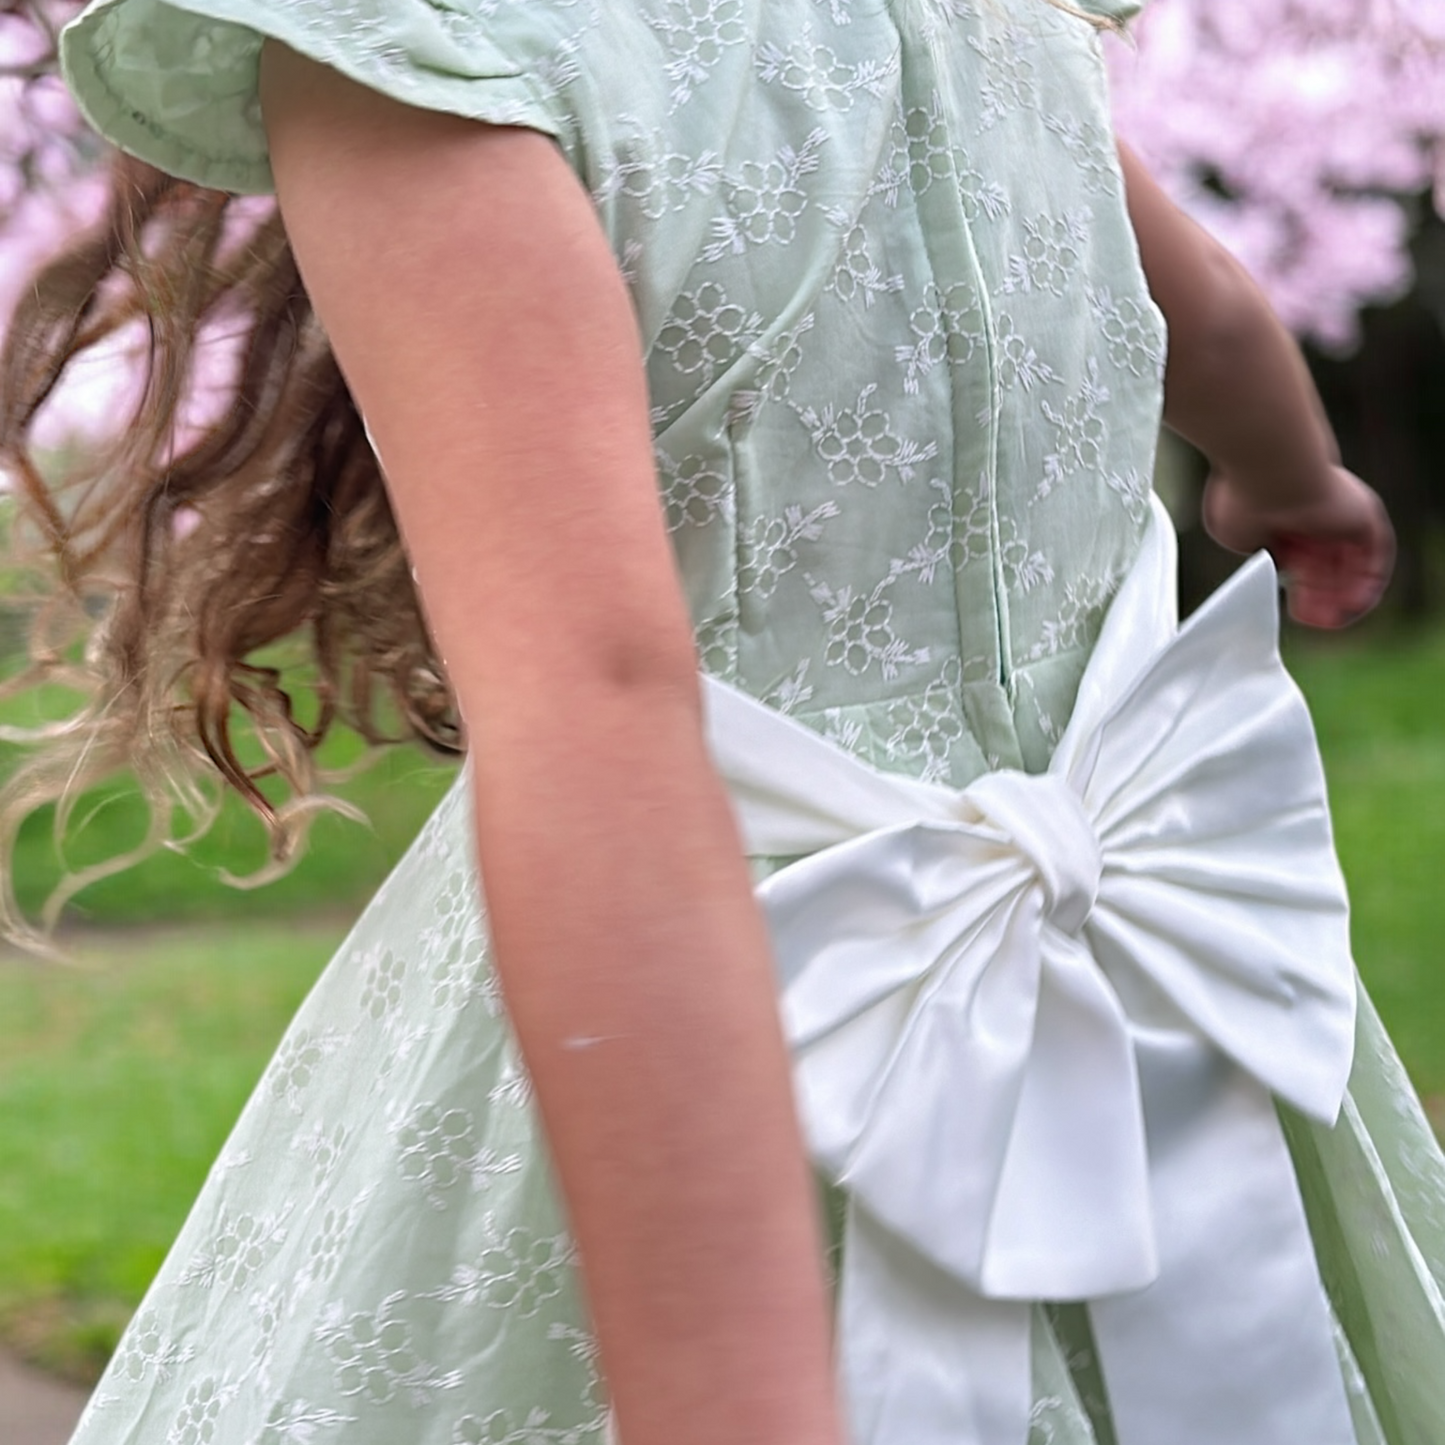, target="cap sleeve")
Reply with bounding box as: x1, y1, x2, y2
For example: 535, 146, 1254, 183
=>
60, 0, 577, 194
